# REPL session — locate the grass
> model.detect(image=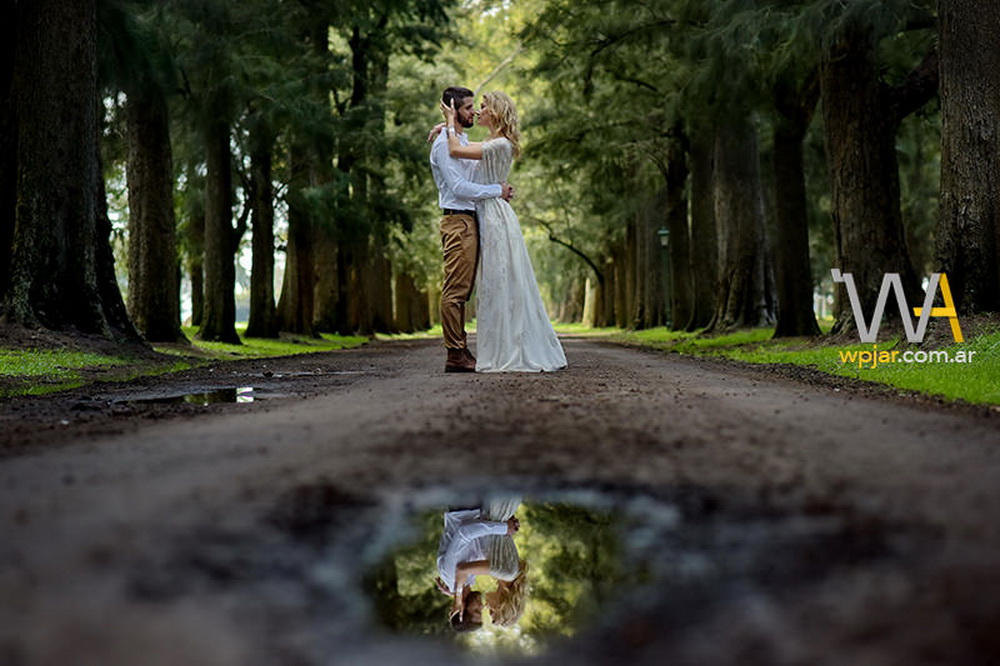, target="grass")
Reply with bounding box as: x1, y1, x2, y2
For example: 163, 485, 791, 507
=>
380, 319, 999, 406
0, 326, 369, 398
725, 332, 1000, 405
376, 325, 443, 341
160, 326, 369, 358
2, 319, 996, 406
598, 323, 1000, 406
0, 349, 134, 396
